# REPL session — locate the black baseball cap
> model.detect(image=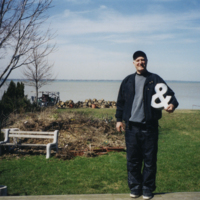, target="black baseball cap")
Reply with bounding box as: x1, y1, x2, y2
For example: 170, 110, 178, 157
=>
133, 51, 147, 60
